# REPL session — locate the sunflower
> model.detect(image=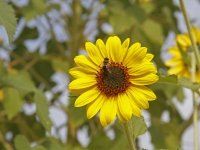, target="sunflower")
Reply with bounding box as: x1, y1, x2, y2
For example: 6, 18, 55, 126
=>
69, 36, 158, 126
165, 26, 200, 82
